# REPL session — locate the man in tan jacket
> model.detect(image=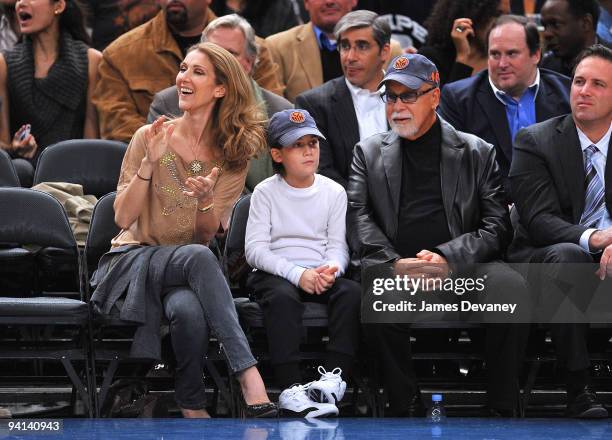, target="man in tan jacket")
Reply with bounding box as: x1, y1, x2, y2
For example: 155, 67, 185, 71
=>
266, 0, 402, 102
93, 0, 282, 143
